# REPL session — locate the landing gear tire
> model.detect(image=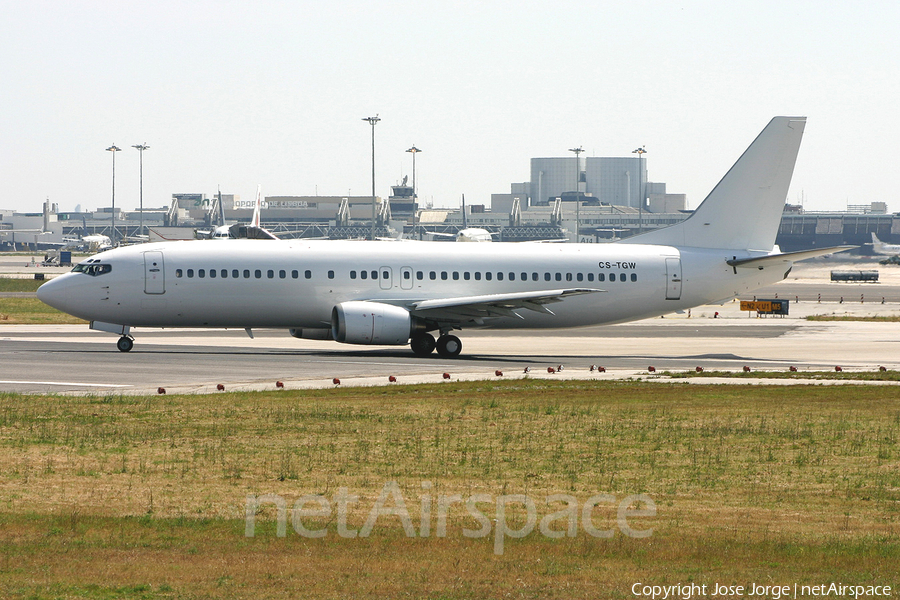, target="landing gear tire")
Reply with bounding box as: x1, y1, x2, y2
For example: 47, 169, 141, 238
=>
436, 334, 462, 358
410, 332, 436, 356
116, 336, 134, 353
